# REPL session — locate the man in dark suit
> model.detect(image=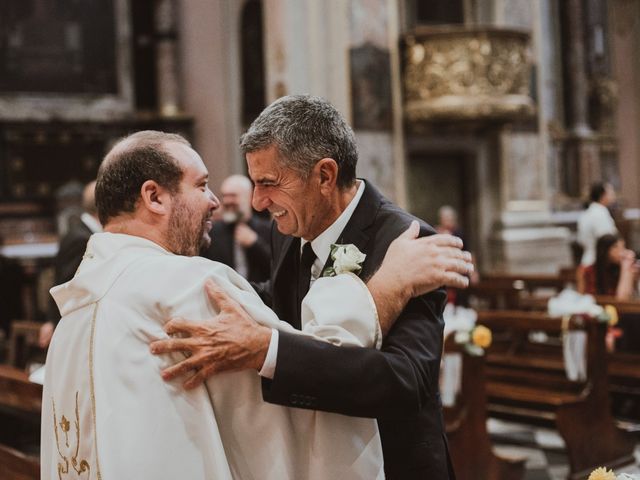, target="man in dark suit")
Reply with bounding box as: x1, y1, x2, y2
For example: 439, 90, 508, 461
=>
201, 174, 271, 283
0, 235, 25, 338
39, 181, 101, 347
153, 95, 471, 479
